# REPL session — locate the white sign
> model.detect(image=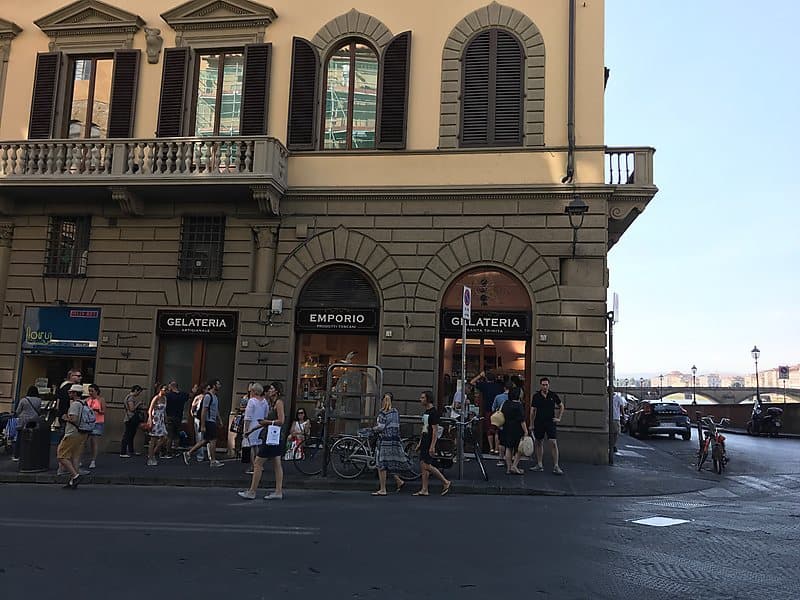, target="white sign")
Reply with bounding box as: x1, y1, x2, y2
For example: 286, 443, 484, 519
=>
462, 286, 472, 322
